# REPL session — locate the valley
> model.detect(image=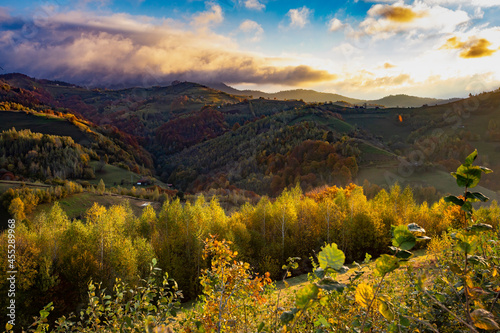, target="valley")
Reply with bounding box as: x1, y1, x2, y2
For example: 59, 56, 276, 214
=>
1, 73, 500, 332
